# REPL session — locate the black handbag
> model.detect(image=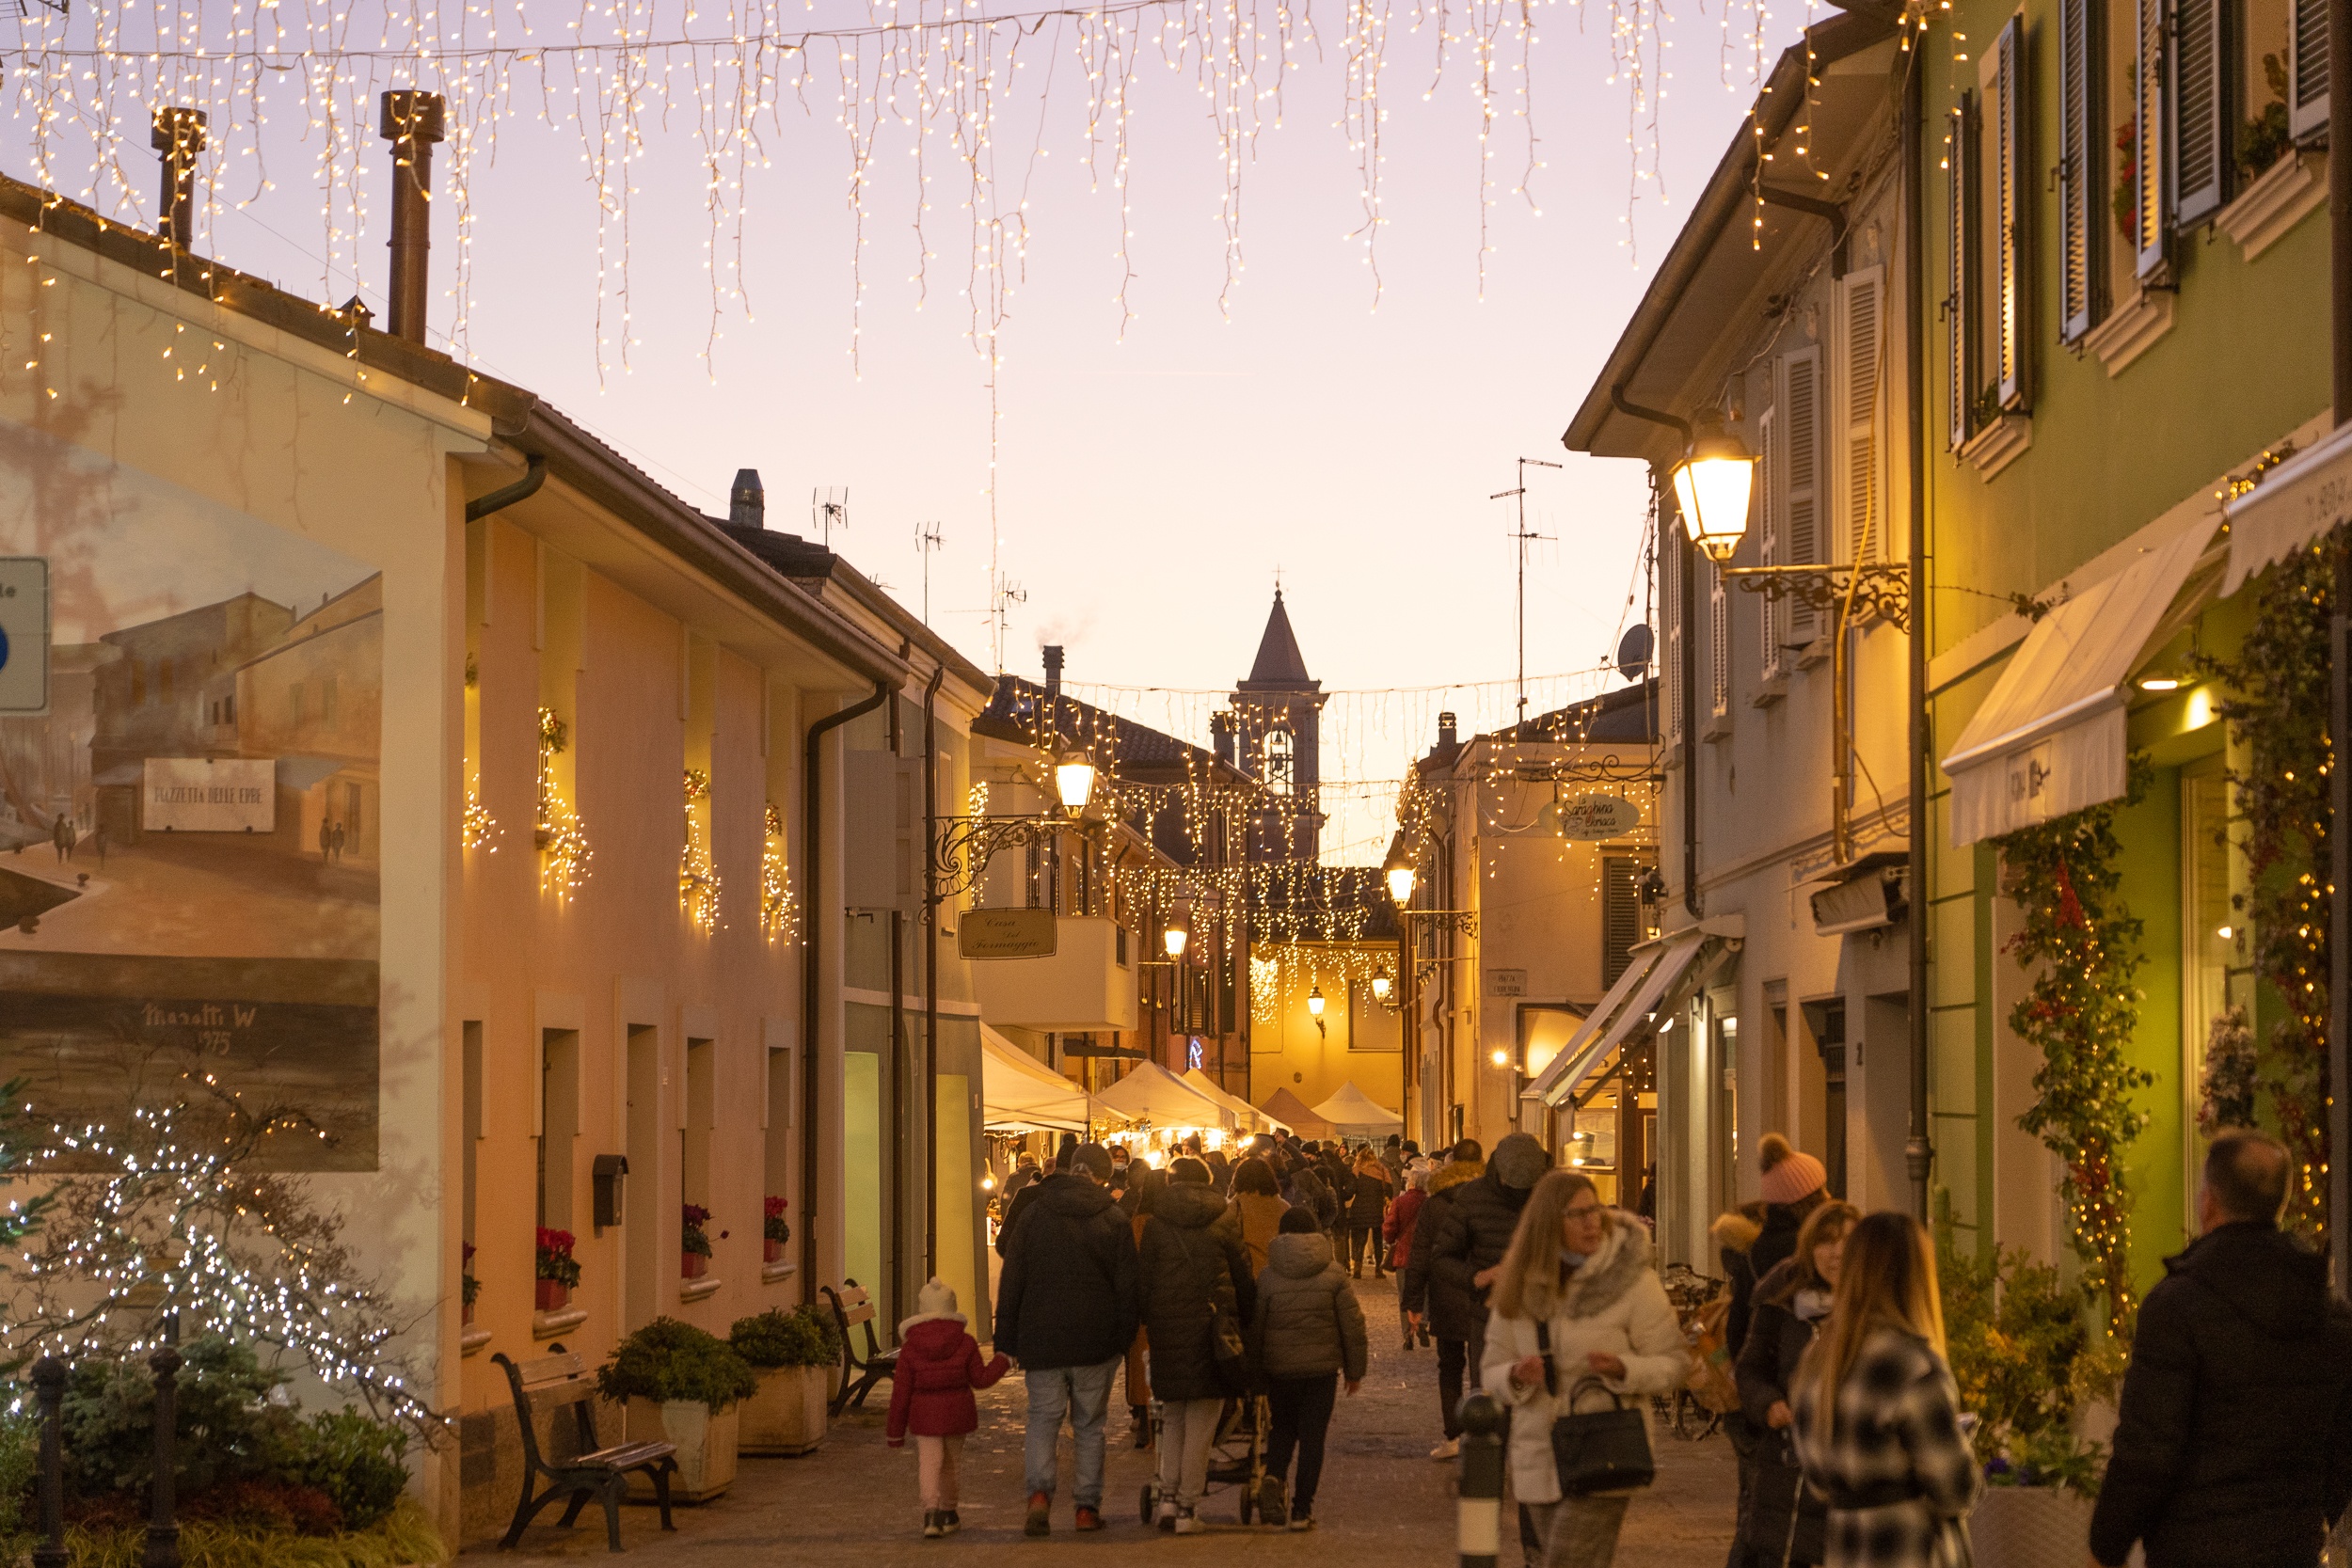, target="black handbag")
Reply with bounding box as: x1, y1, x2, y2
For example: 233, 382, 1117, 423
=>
1534, 1322, 1656, 1496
